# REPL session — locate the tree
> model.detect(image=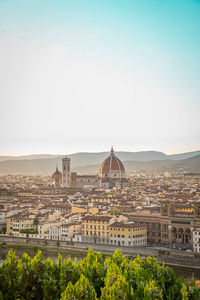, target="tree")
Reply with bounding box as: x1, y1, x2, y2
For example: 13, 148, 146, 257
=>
0, 249, 200, 299
33, 216, 39, 231
61, 275, 97, 300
